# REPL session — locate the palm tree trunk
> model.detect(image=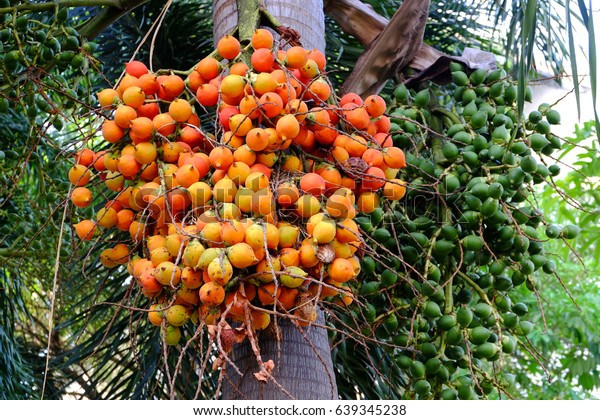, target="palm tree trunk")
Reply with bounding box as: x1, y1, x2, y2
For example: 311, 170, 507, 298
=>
221, 311, 337, 399
213, 0, 326, 51
213, 0, 336, 401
